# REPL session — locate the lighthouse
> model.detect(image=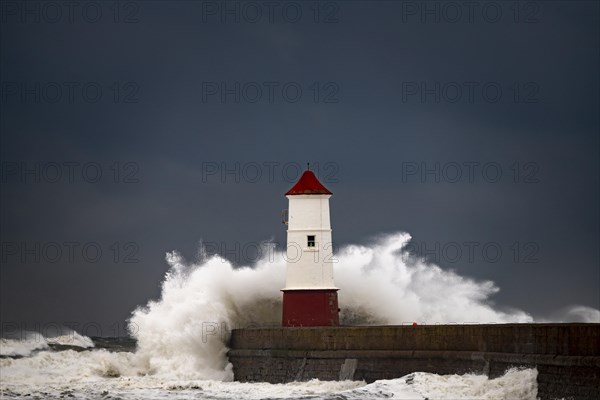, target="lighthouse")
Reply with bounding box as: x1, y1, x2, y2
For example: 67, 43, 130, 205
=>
281, 166, 339, 327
